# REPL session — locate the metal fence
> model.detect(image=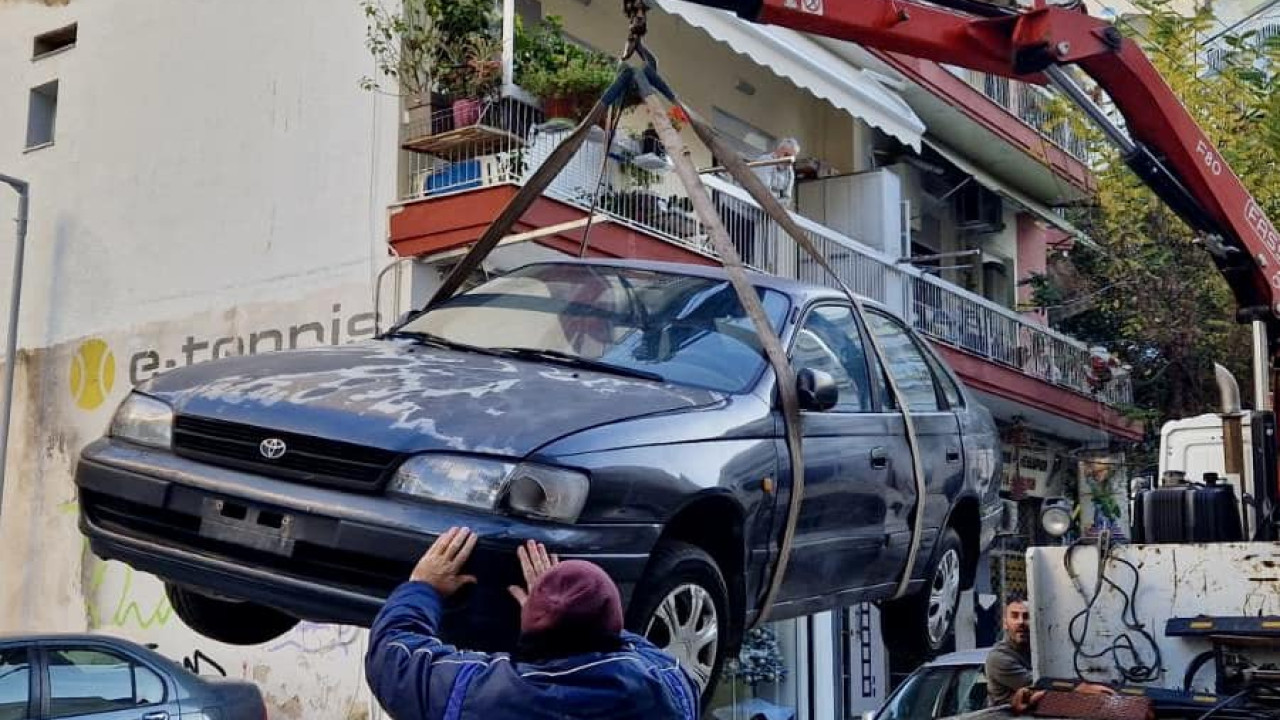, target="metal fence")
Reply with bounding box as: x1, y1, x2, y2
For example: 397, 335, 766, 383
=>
951, 69, 1089, 162
400, 108, 1132, 406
